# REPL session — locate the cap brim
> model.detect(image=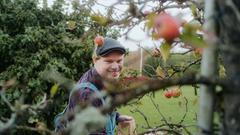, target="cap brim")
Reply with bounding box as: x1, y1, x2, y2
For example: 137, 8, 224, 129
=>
99, 47, 126, 56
